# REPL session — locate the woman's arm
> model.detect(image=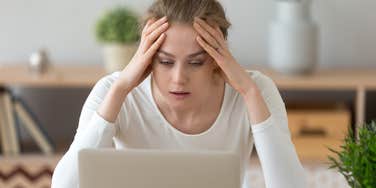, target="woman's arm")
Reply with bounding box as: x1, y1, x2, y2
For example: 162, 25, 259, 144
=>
52, 16, 170, 188
244, 74, 307, 188
191, 17, 306, 187
241, 78, 271, 125
97, 81, 130, 123
51, 74, 128, 188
